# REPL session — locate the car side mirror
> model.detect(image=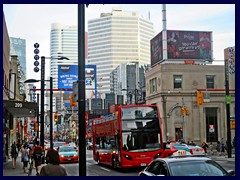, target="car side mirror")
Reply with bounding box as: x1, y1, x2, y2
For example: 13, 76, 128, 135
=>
227, 170, 235, 176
